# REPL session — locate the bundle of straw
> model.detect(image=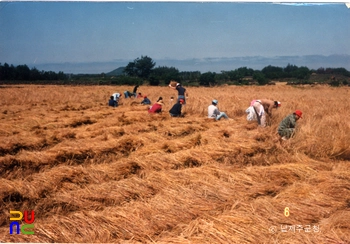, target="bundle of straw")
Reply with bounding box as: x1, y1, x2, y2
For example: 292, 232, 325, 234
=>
169, 80, 178, 87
